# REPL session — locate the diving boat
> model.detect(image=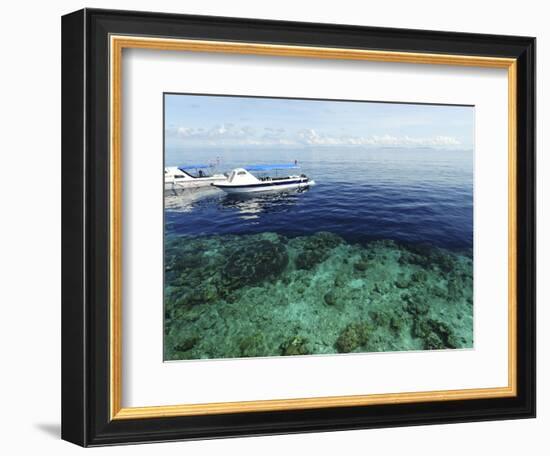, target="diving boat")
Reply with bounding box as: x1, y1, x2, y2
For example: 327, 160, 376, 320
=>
213, 164, 315, 194
164, 164, 227, 190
